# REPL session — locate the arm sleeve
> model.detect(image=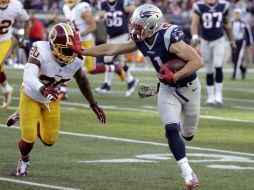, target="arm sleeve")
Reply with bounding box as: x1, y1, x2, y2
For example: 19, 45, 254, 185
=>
164, 25, 185, 50
63, 4, 72, 20
124, 0, 134, 7
97, 1, 102, 11
223, 2, 230, 16
17, 1, 29, 21
80, 2, 92, 13
23, 63, 44, 92
192, 3, 201, 16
